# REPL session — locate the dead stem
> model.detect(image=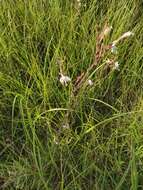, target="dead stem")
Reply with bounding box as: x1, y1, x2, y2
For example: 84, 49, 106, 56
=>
61, 23, 115, 128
